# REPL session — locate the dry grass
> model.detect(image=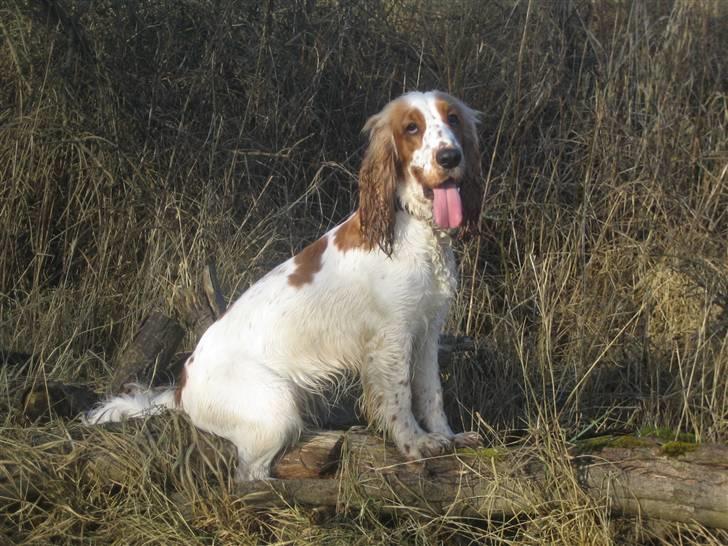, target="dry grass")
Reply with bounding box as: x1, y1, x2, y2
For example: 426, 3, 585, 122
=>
1, 0, 727, 543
